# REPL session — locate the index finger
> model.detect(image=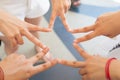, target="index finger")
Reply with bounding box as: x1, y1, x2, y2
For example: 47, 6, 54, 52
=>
23, 30, 46, 49
48, 12, 57, 29
70, 25, 95, 33
26, 23, 51, 32
73, 43, 90, 59
29, 47, 49, 64
58, 59, 85, 68
31, 59, 57, 76
74, 31, 100, 43
60, 12, 70, 32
